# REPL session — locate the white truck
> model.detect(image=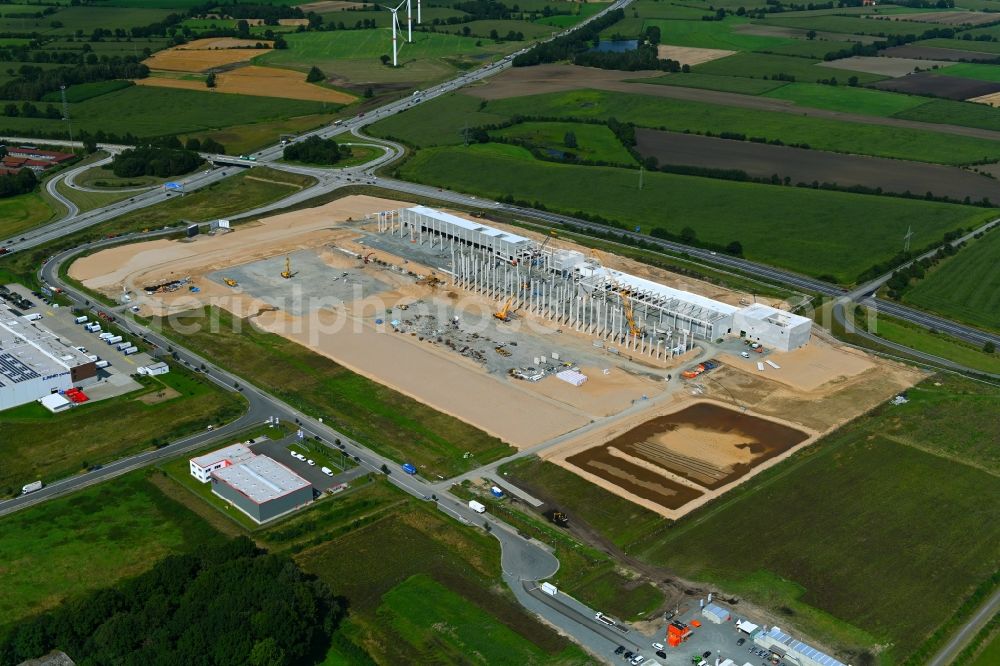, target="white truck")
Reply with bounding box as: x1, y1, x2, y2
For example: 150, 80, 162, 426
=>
99, 332, 113, 340
21, 480, 43, 495
95, 360, 110, 369
74, 315, 88, 324
85, 323, 101, 333
116, 341, 131, 351
123, 346, 138, 355
106, 335, 123, 345
468, 500, 486, 514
